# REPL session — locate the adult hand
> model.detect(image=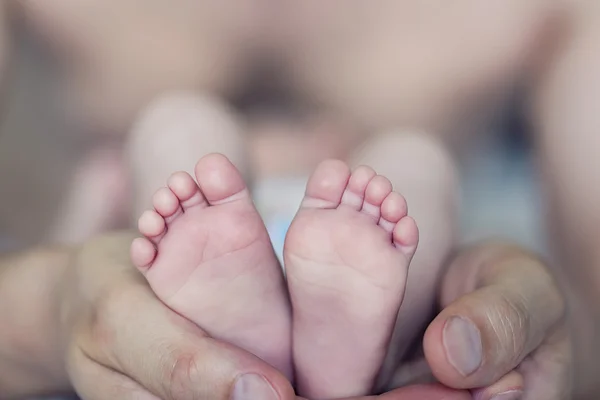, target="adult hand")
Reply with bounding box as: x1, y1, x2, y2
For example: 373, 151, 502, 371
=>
59, 231, 296, 399
58, 231, 468, 400
392, 242, 573, 399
